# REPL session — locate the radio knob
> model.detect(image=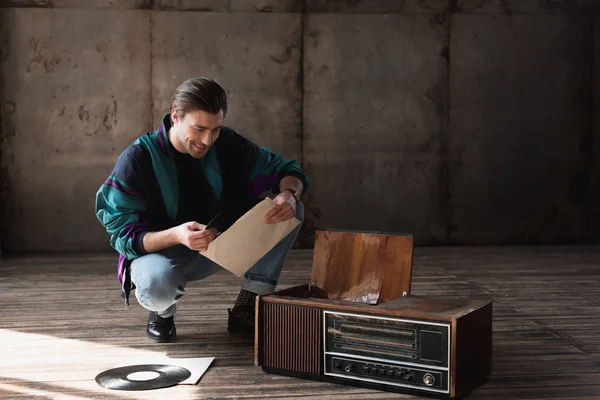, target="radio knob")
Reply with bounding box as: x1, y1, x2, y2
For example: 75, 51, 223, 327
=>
423, 373, 435, 386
